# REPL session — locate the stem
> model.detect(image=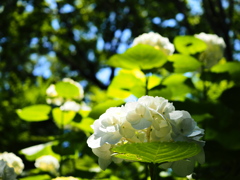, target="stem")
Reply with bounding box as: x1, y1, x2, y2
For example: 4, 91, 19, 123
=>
146, 126, 151, 142
148, 163, 159, 180
145, 74, 150, 96
201, 65, 208, 101
59, 110, 65, 176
